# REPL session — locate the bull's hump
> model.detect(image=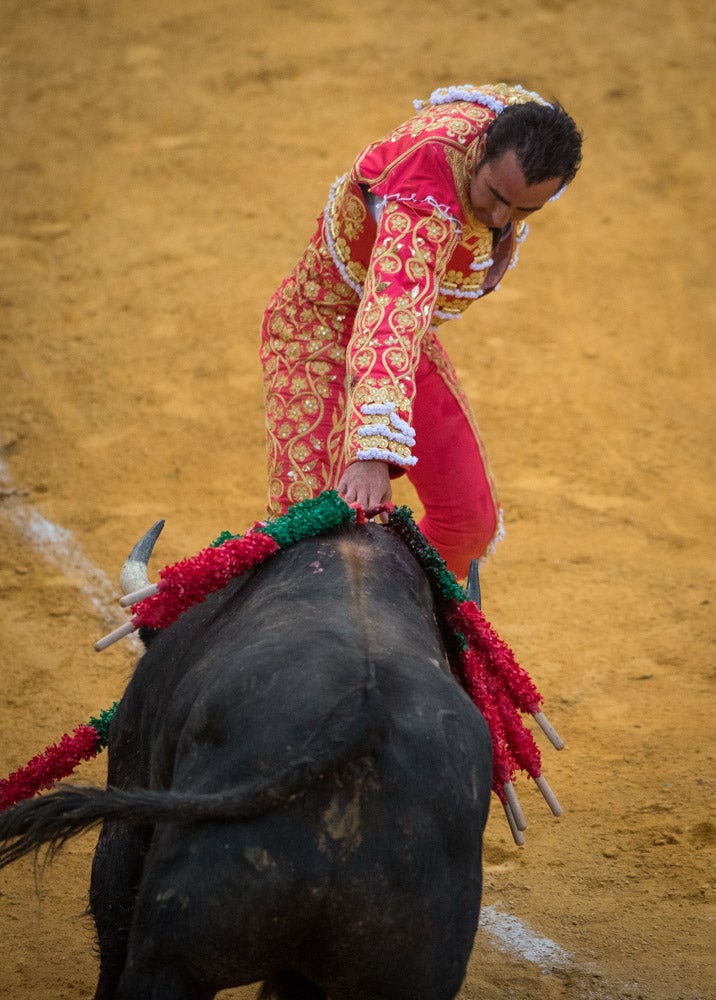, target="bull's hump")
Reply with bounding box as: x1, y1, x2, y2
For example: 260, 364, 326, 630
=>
332, 535, 388, 632
335, 535, 378, 597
